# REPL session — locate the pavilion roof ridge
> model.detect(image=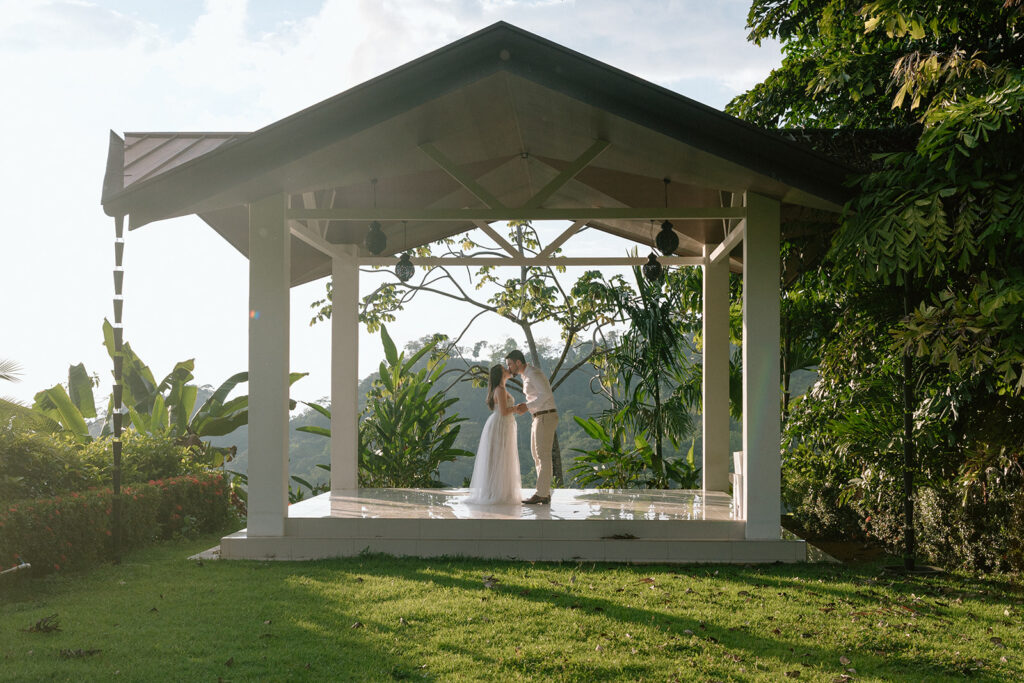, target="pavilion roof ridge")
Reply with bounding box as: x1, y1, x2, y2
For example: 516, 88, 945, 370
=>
101, 21, 855, 228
